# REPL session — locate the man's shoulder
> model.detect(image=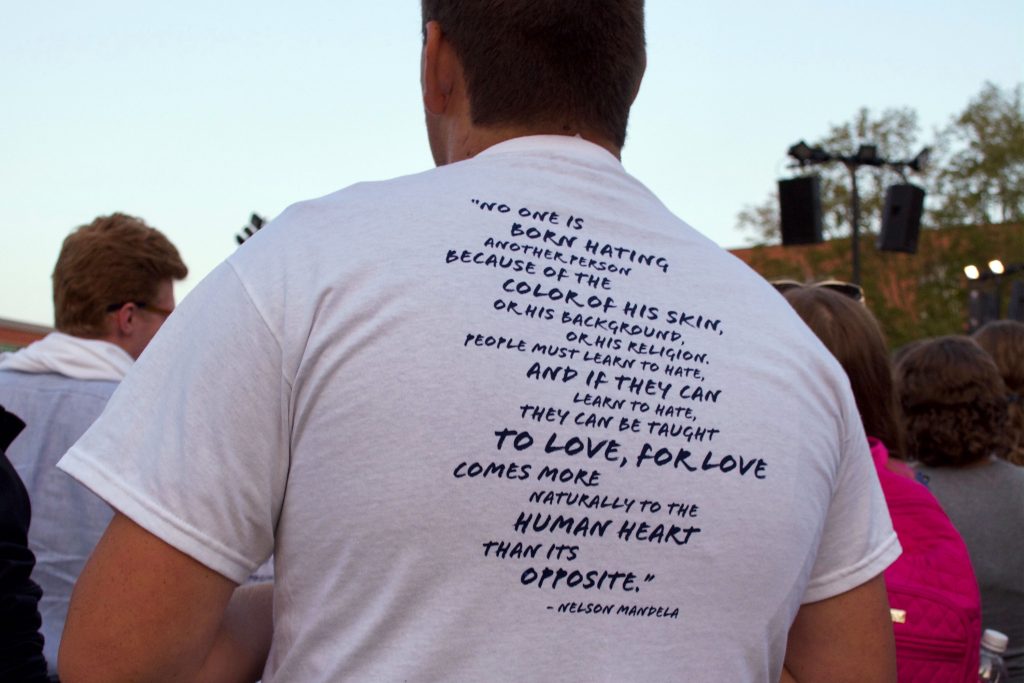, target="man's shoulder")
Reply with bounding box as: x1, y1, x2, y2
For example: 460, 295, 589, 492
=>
231, 166, 456, 262
284, 165, 457, 220
268, 137, 630, 231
